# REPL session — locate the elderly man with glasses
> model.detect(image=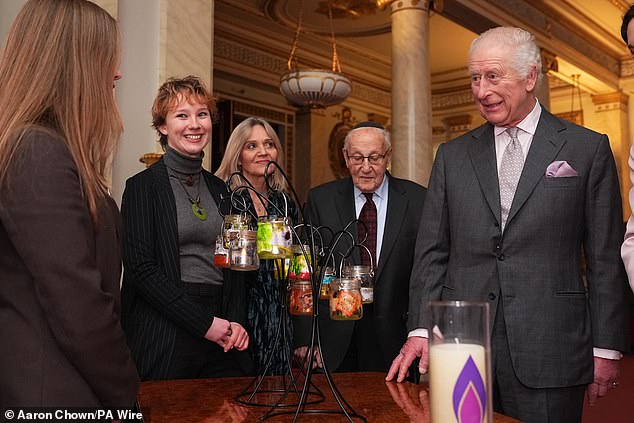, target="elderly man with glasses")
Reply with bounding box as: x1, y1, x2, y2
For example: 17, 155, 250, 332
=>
293, 121, 426, 376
